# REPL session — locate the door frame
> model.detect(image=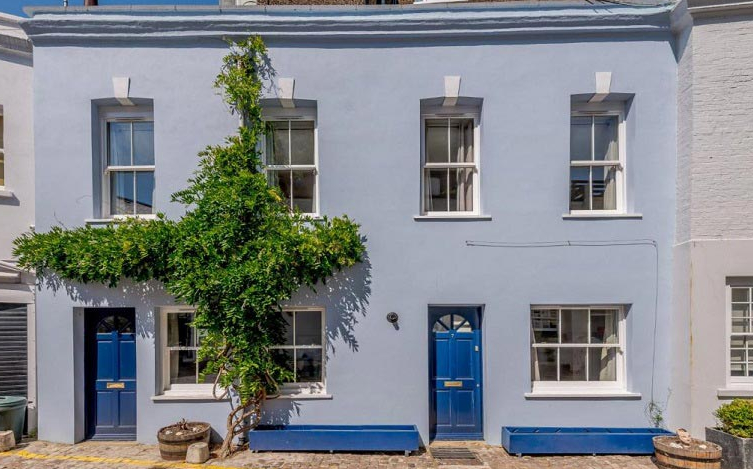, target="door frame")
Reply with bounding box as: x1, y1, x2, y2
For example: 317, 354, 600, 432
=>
428, 305, 484, 441
84, 307, 137, 441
